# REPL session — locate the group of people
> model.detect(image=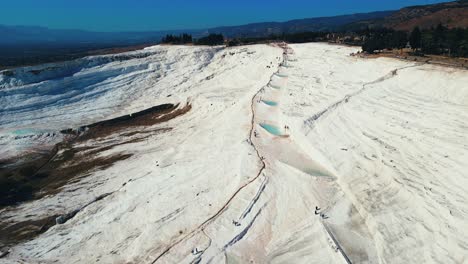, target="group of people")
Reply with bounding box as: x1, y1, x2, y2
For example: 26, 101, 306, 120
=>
314, 206, 328, 219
